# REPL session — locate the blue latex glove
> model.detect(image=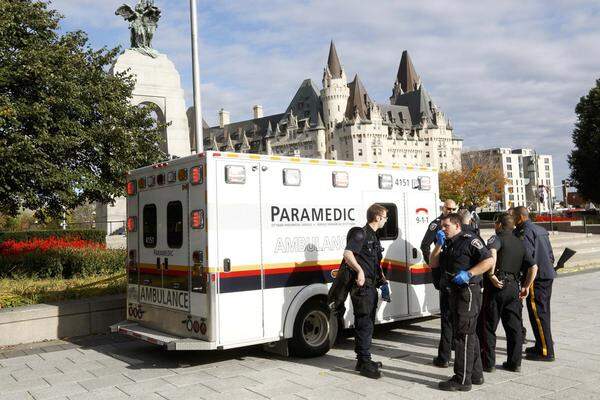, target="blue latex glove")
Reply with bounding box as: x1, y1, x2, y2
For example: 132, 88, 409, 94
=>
452, 270, 472, 286
380, 282, 391, 302
436, 230, 446, 246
